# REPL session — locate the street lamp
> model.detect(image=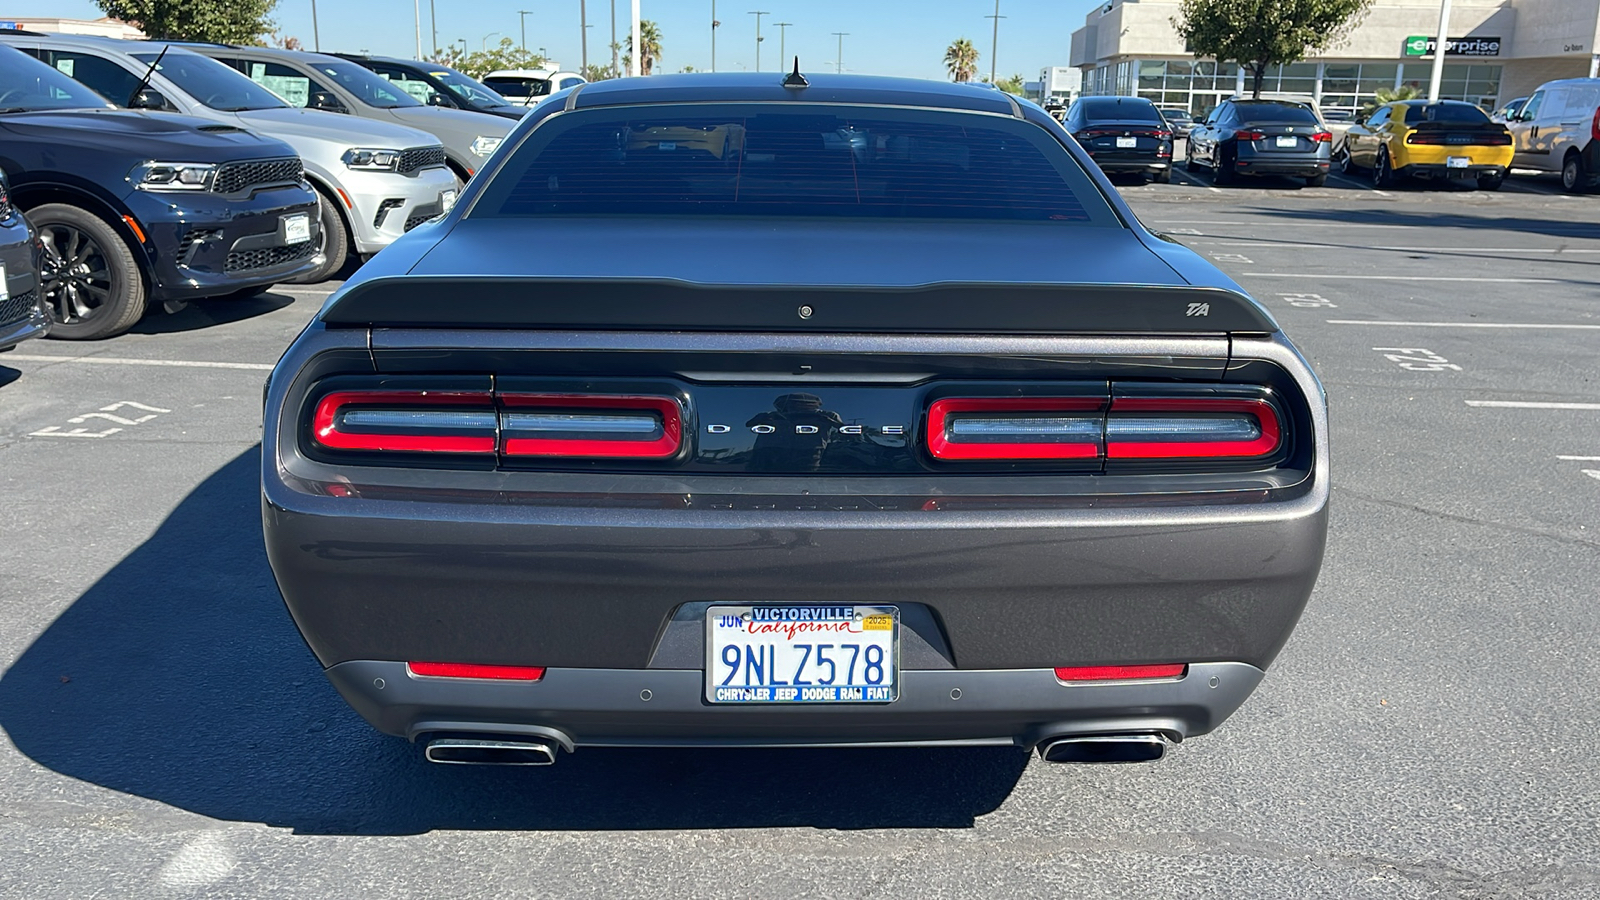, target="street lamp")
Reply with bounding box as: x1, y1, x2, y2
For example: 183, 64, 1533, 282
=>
711, 0, 719, 73
482, 31, 501, 51
519, 10, 533, 52
579, 0, 589, 76
774, 21, 791, 69
986, 0, 1006, 84
832, 31, 848, 73
457, 38, 467, 55
310, 0, 321, 51
748, 10, 768, 72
